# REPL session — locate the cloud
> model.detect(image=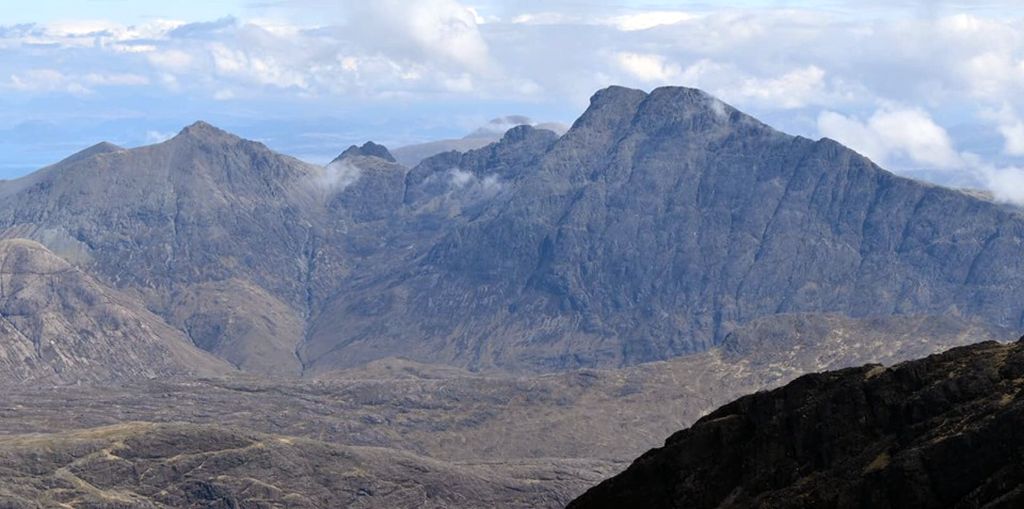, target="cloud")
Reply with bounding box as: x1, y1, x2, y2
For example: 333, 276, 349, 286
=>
615, 53, 836, 110
315, 160, 361, 193
5, 69, 148, 95
6, 69, 90, 95
615, 52, 681, 83
820, 107, 1024, 206
982, 105, 1024, 156
145, 130, 174, 144
818, 107, 963, 169
346, 0, 491, 72
209, 42, 309, 89
147, 50, 194, 72
447, 168, 505, 197
604, 11, 699, 31
980, 165, 1024, 205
